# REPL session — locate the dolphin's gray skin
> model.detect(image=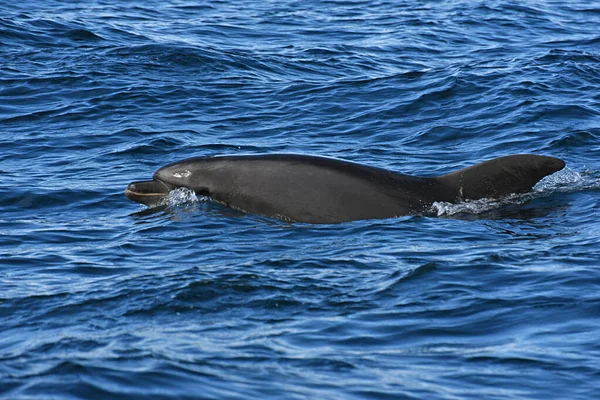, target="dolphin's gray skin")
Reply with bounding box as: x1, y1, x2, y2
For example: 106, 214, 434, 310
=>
125, 154, 565, 223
